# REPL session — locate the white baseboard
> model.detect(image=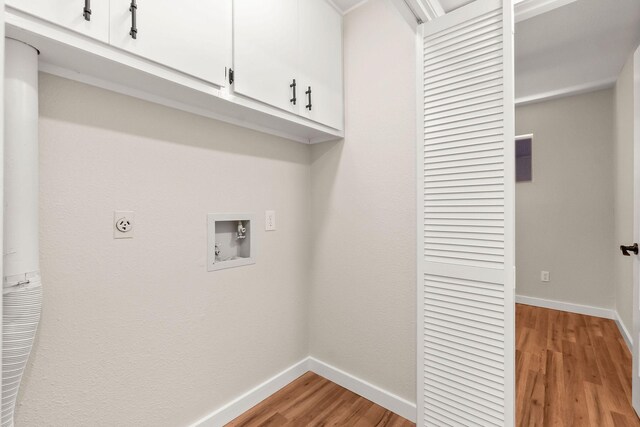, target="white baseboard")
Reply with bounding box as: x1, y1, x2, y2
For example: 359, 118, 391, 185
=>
614, 311, 633, 351
189, 358, 309, 427
307, 357, 417, 422
190, 357, 416, 426
516, 295, 634, 351
516, 295, 615, 319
